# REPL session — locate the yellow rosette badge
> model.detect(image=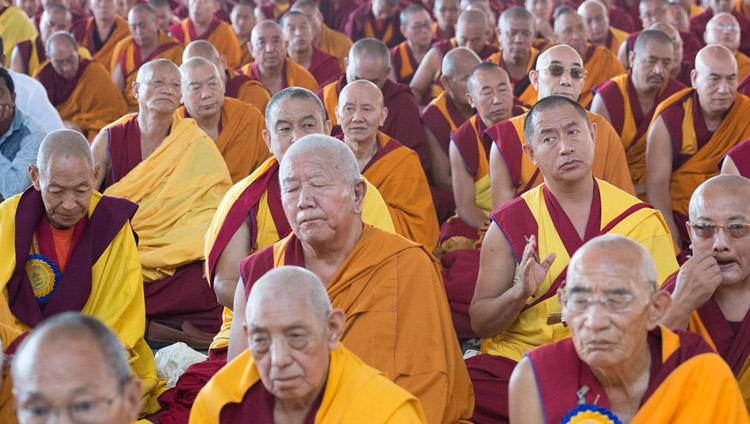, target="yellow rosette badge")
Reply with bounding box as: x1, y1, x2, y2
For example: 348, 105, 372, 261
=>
26, 254, 61, 303
562, 405, 622, 424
